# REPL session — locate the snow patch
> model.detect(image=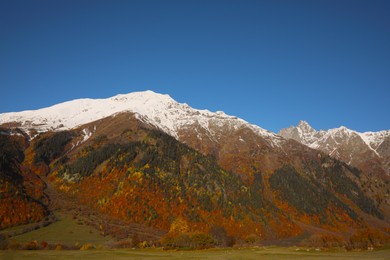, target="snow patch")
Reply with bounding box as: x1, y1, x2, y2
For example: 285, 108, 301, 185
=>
82, 128, 93, 142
